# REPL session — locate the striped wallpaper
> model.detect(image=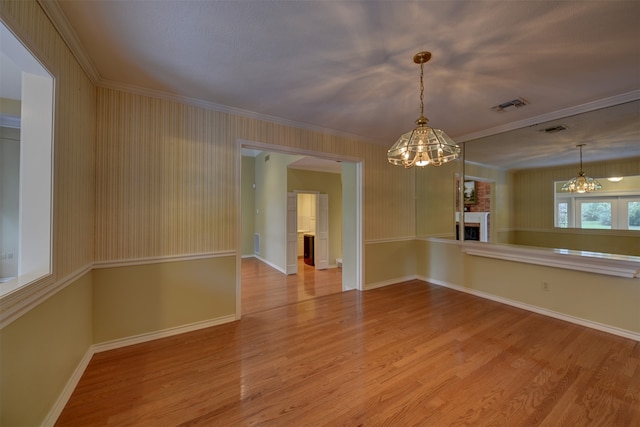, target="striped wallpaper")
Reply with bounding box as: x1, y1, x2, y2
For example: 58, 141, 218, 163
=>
95, 88, 417, 261
1, 0, 96, 282
513, 156, 640, 230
